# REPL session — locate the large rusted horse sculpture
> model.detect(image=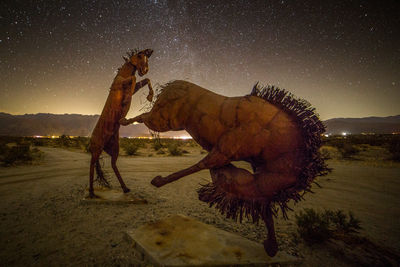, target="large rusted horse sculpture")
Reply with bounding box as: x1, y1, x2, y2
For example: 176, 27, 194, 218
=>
88, 49, 153, 198
124, 80, 329, 256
